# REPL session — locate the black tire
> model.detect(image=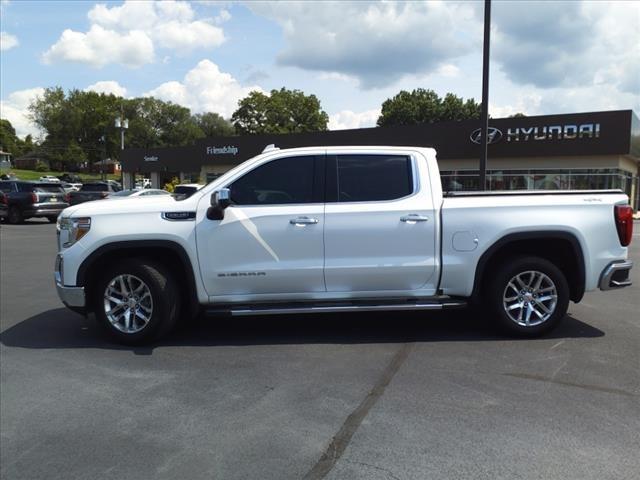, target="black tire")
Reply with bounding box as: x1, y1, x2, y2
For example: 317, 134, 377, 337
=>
46, 216, 58, 223
92, 258, 180, 345
486, 256, 569, 337
7, 206, 23, 224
